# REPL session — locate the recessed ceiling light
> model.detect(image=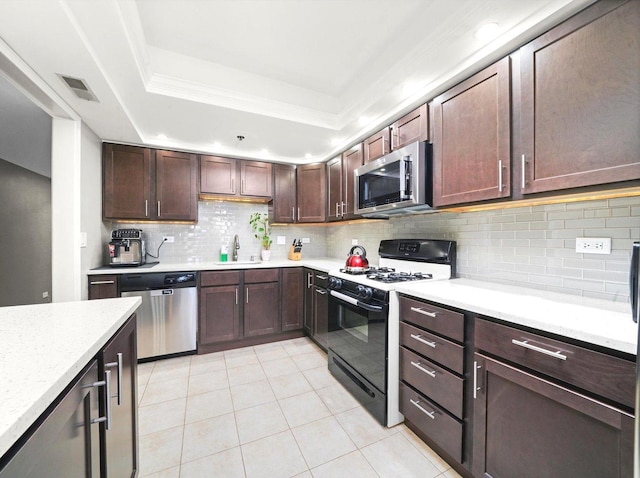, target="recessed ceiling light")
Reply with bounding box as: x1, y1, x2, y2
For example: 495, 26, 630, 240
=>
305, 153, 312, 159
157, 134, 167, 140
260, 149, 269, 155
475, 22, 500, 41
212, 142, 222, 150
358, 116, 370, 126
